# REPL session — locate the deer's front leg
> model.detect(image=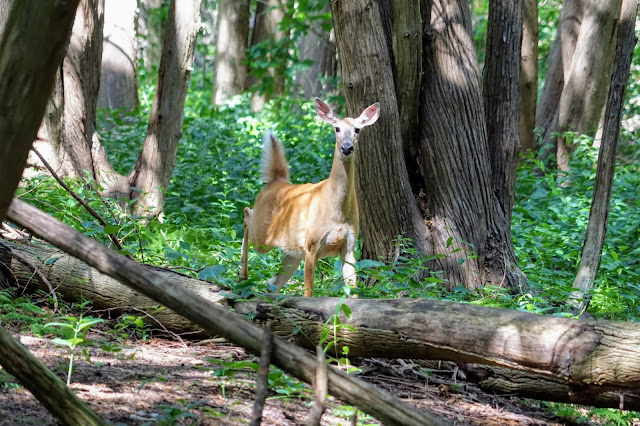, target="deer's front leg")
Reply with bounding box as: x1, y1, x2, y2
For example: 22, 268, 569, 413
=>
303, 251, 317, 297
340, 236, 358, 298
269, 253, 303, 293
